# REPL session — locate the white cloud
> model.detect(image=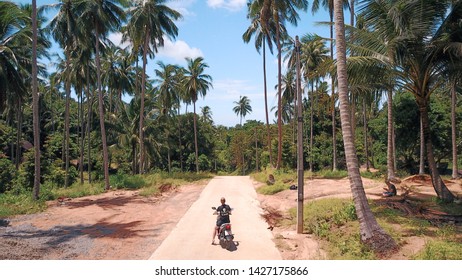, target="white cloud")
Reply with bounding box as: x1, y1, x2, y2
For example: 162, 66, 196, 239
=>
168, 0, 197, 18
157, 38, 203, 62
211, 79, 259, 99
207, 0, 246, 12
108, 32, 129, 49
108, 33, 202, 63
